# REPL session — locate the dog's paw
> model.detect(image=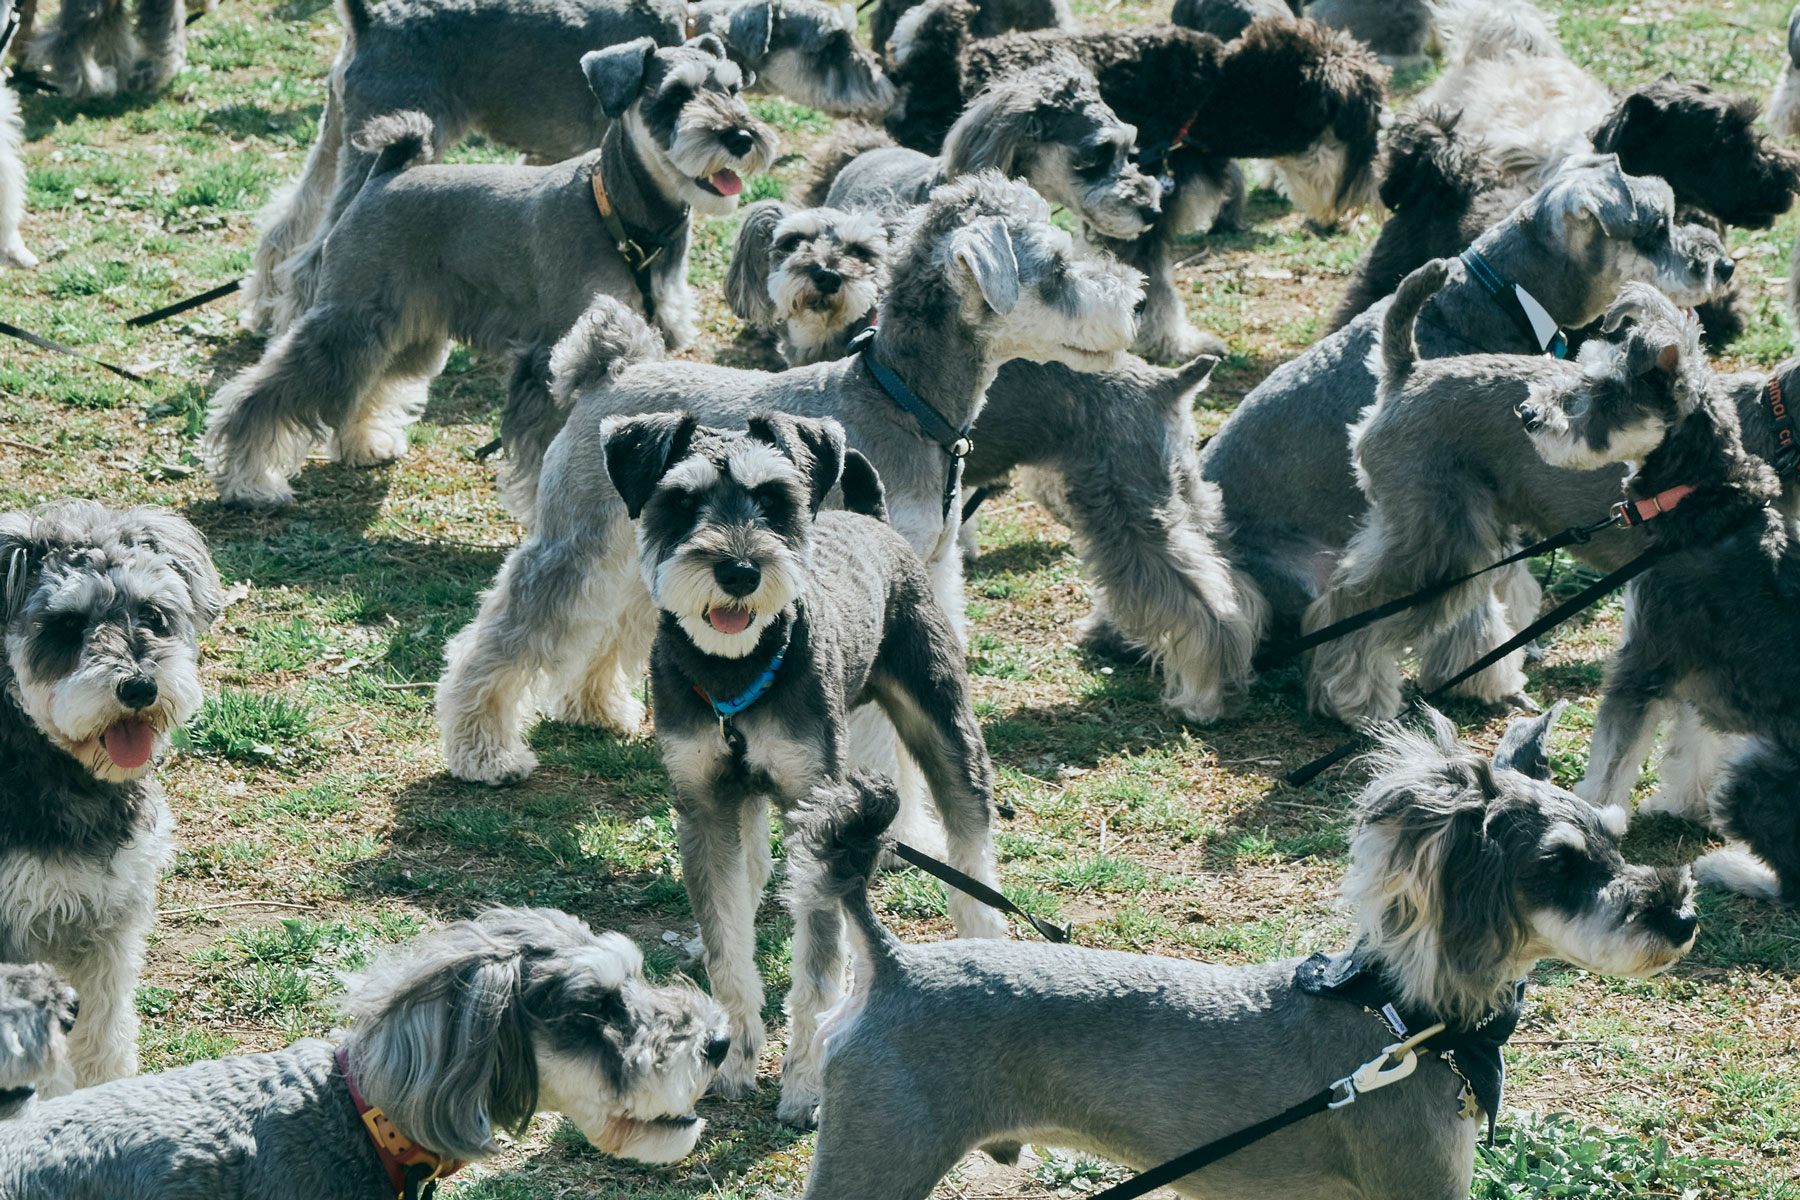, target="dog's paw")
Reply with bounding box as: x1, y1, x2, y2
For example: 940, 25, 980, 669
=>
445, 743, 539, 787
706, 1053, 760, 1100
333, 423, 411, 469
546, 688, 645, 735
775, 1089, 819, 1130
125, 51, 182, 95
0, 240, 37, 270
1638, 784, 1713, 826
1075, 612, 1147, 664
213, 473, 297, 510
